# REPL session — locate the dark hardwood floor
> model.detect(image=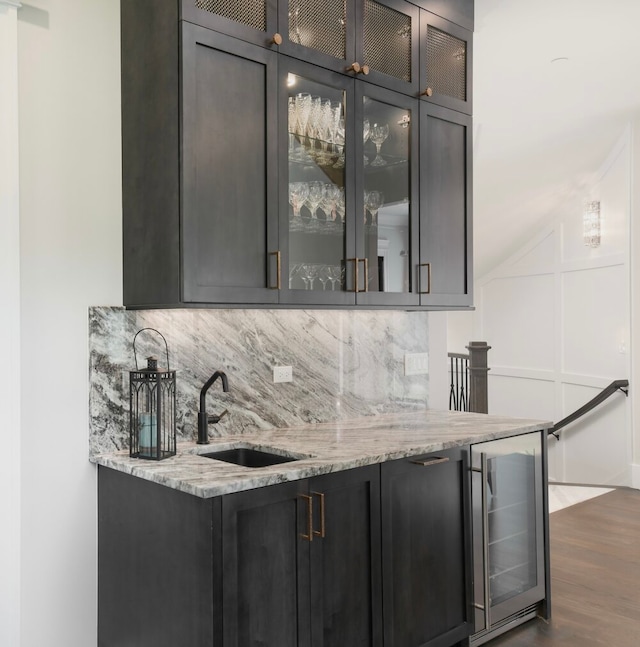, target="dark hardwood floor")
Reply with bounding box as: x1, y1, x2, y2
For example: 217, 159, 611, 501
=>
488, 488, 640, 647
